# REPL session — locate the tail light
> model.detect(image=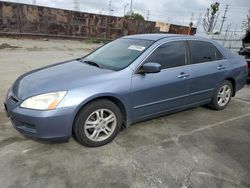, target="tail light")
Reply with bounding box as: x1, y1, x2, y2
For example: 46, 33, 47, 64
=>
245, 60, 248, 71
